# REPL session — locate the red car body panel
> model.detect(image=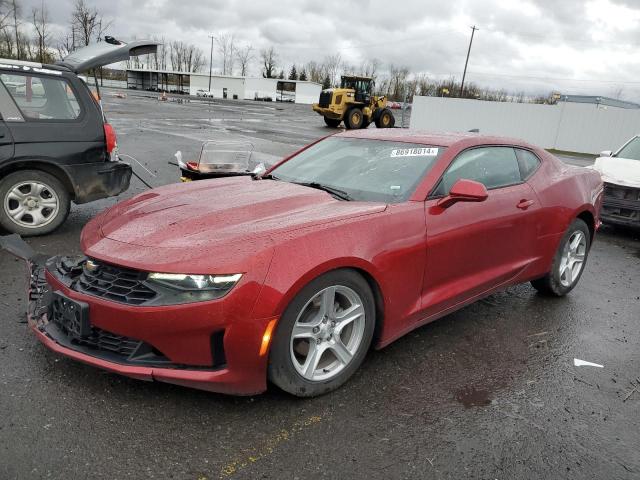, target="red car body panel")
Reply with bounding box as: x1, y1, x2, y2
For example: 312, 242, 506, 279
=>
29, 130, 603, 395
